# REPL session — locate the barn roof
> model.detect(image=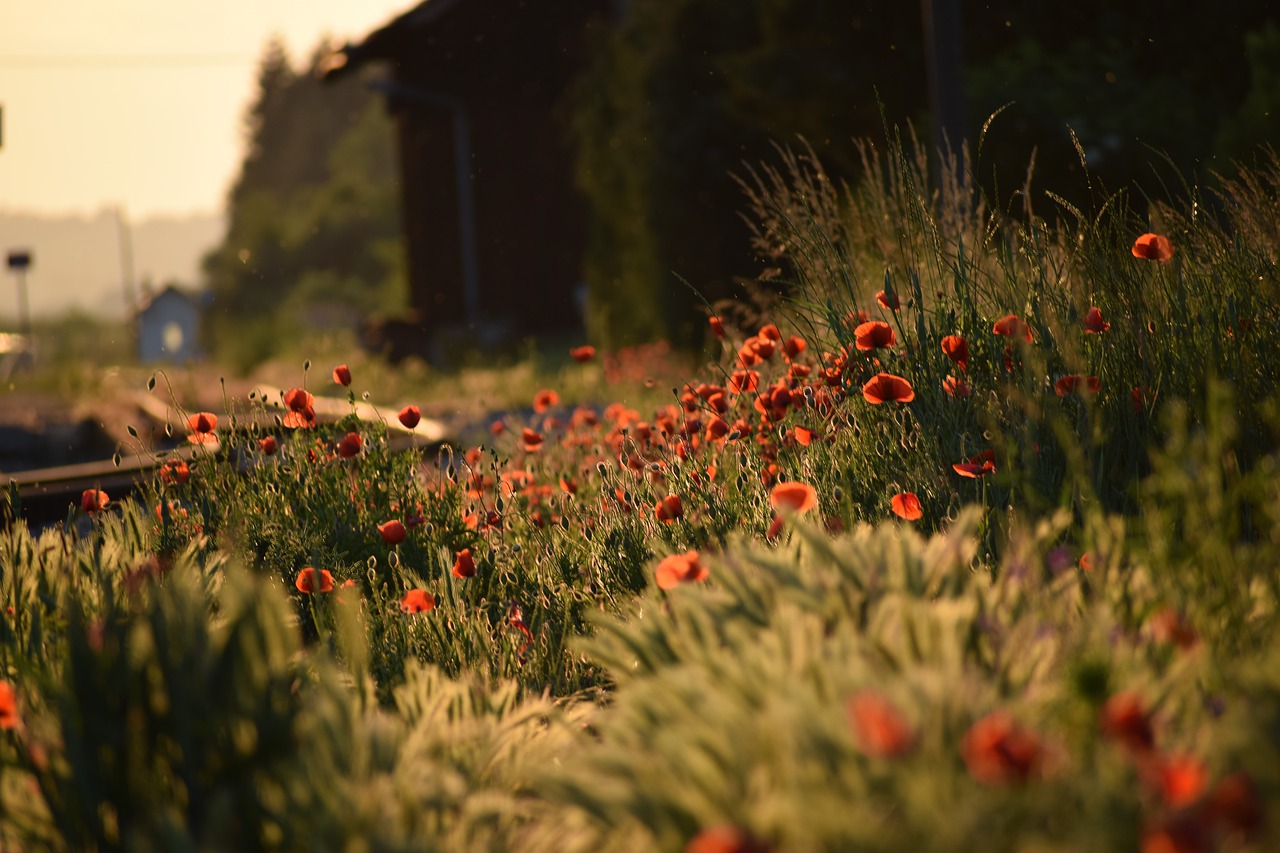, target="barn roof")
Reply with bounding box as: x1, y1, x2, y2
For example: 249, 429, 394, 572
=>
317, 0, 610, 85
317, 0, 464, 80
